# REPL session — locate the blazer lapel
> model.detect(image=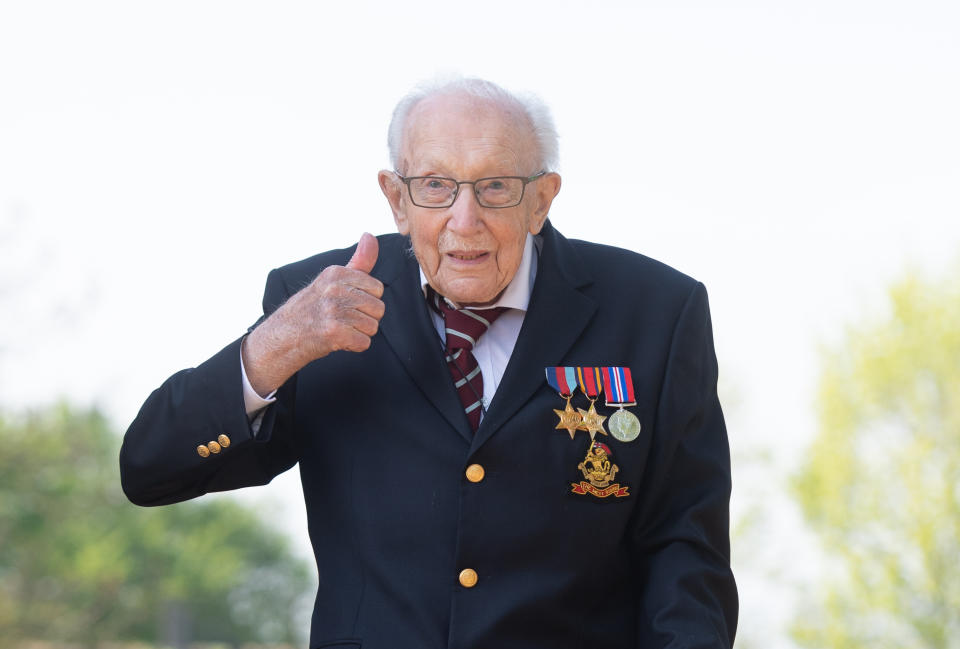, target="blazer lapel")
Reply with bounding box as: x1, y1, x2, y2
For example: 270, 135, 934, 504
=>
473, 222, 597, 451
376, 237, 474, 442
